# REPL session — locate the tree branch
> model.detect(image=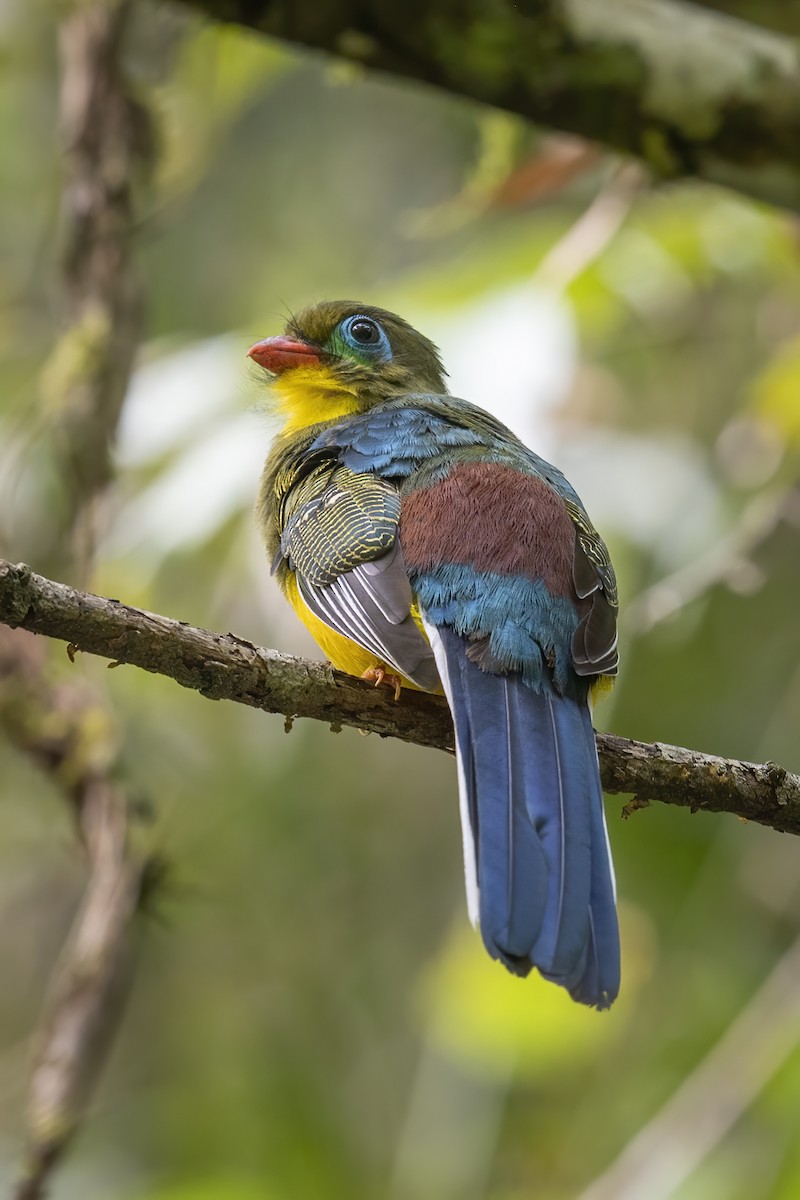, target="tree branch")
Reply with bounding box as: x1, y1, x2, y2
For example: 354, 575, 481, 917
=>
176, 0, 800, 212
2, 558, 799, 835
44, 0, 148, 576
577, 931, 800, 1200
6, 5, 155, 1195
13, 778, 149, 1200
692, 0, 800, 38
